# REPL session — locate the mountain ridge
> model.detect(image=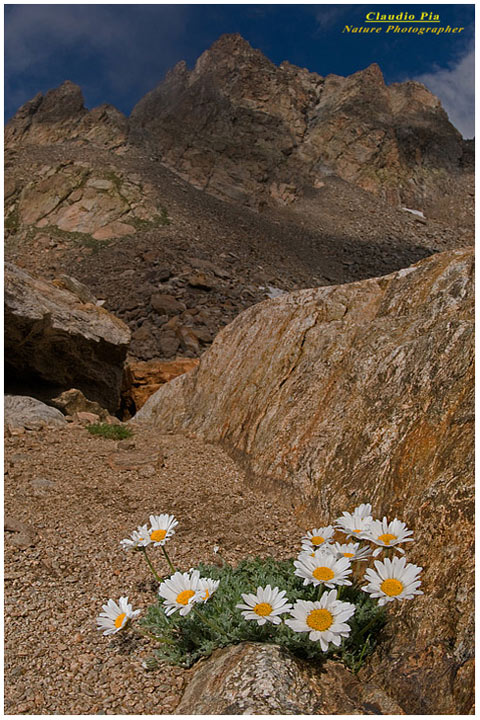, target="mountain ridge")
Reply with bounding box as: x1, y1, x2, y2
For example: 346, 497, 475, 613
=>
4, 33, 474, 365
